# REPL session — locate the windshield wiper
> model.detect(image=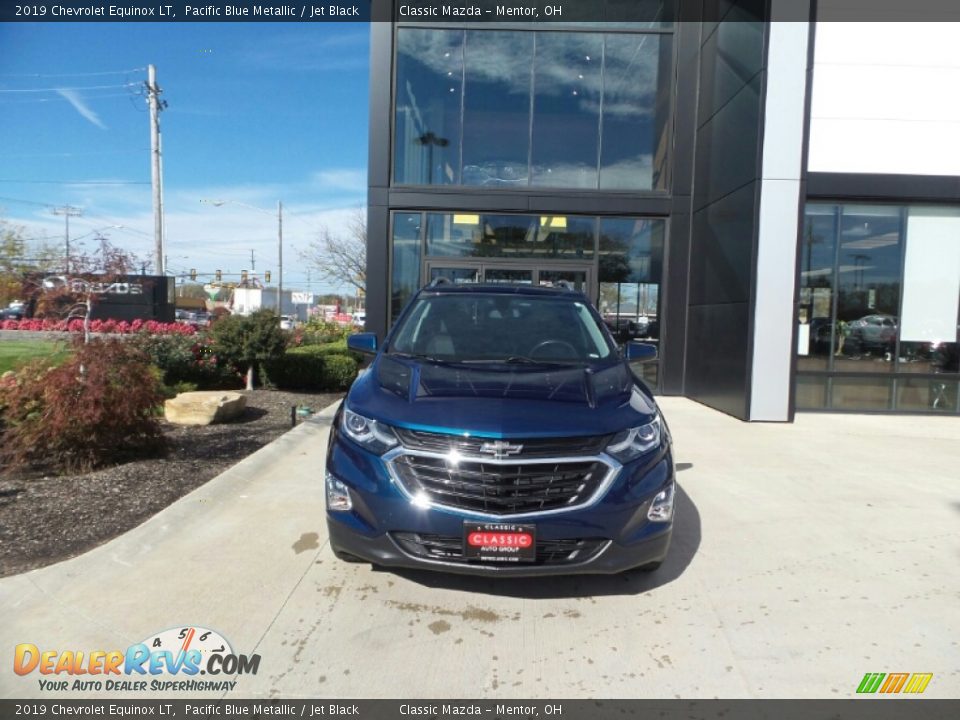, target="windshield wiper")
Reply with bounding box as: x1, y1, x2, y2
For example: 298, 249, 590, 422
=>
388, 351, 460, 365
461, 356, 579, 367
